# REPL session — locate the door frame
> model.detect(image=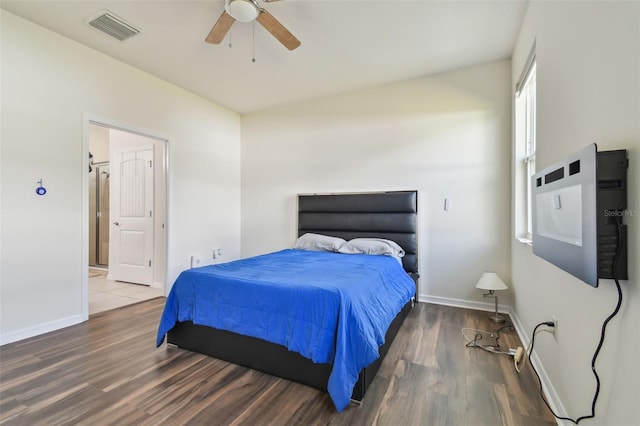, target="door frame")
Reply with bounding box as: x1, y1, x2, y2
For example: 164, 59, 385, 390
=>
81, 114, 169, 321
